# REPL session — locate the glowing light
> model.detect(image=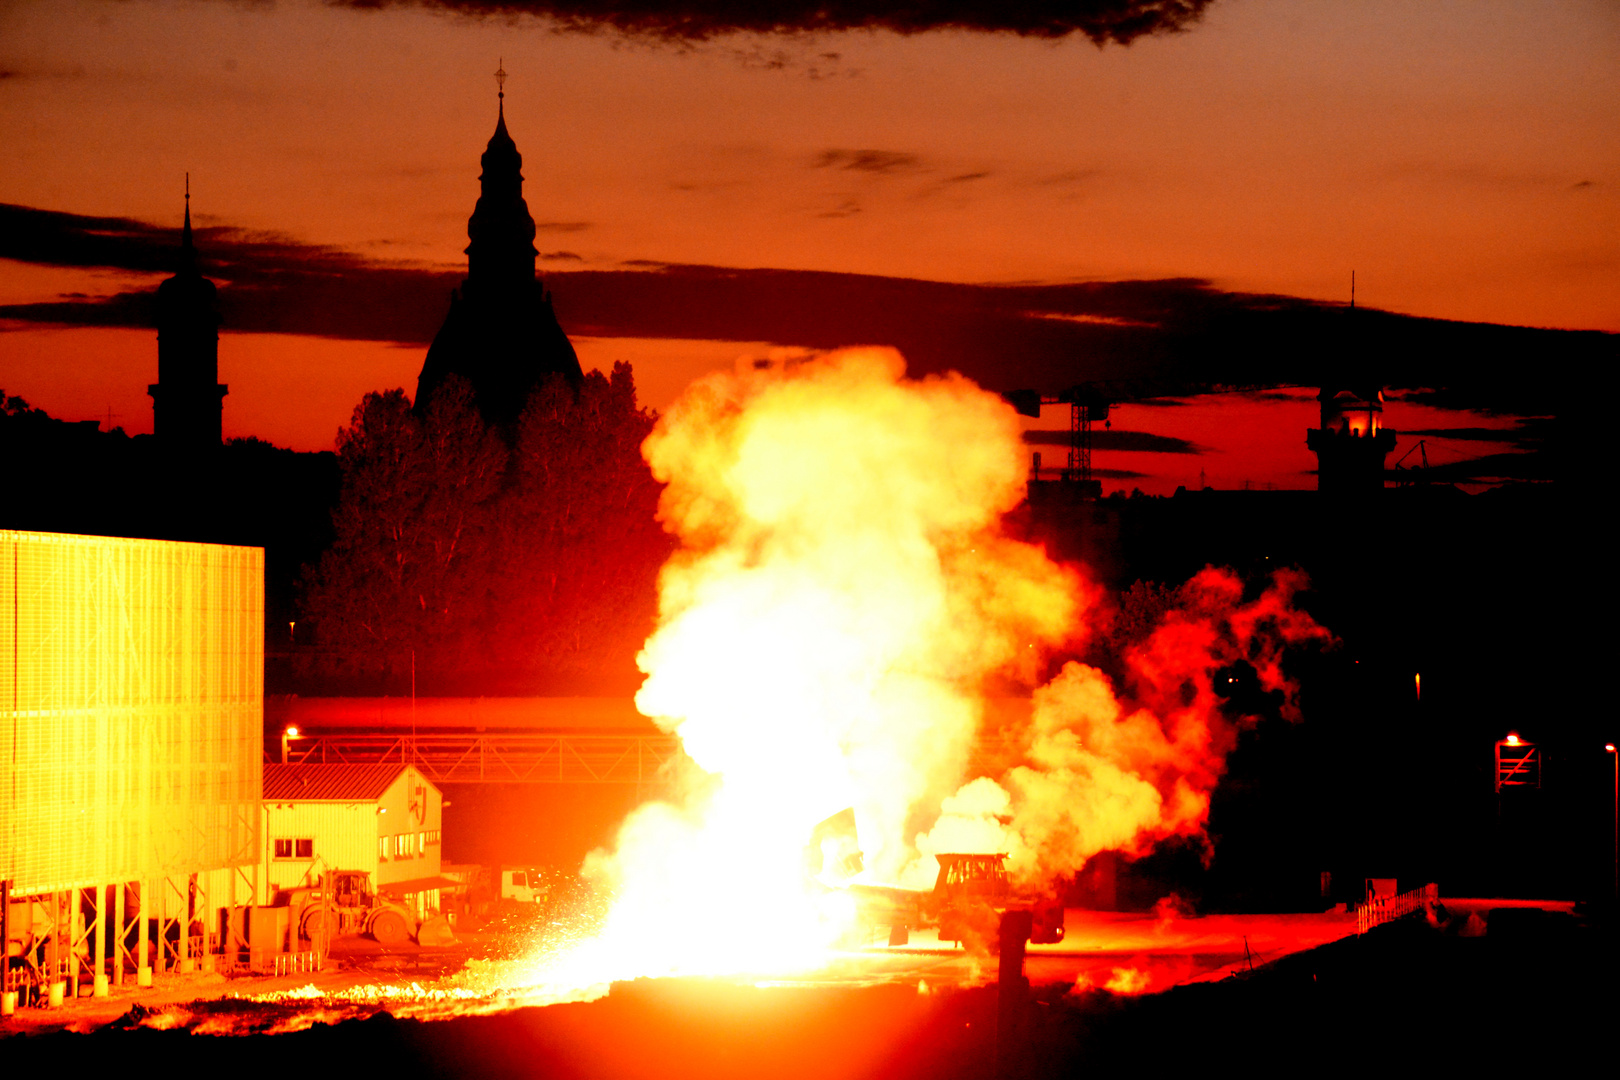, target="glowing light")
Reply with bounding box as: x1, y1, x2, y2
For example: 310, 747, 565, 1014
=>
506, 348, 1328, 995
1505, 733, 1522, 746
285, 726, 300, 739
1606, 744, 1616, 753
